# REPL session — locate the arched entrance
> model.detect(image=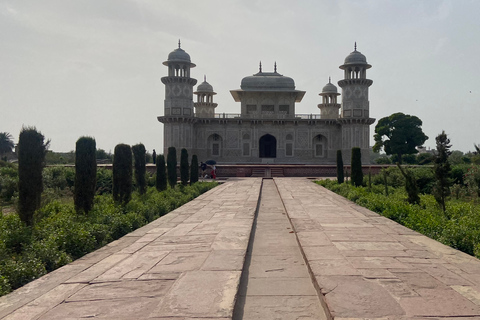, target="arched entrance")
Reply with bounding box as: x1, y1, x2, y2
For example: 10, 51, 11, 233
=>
259, 134, 277, 158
